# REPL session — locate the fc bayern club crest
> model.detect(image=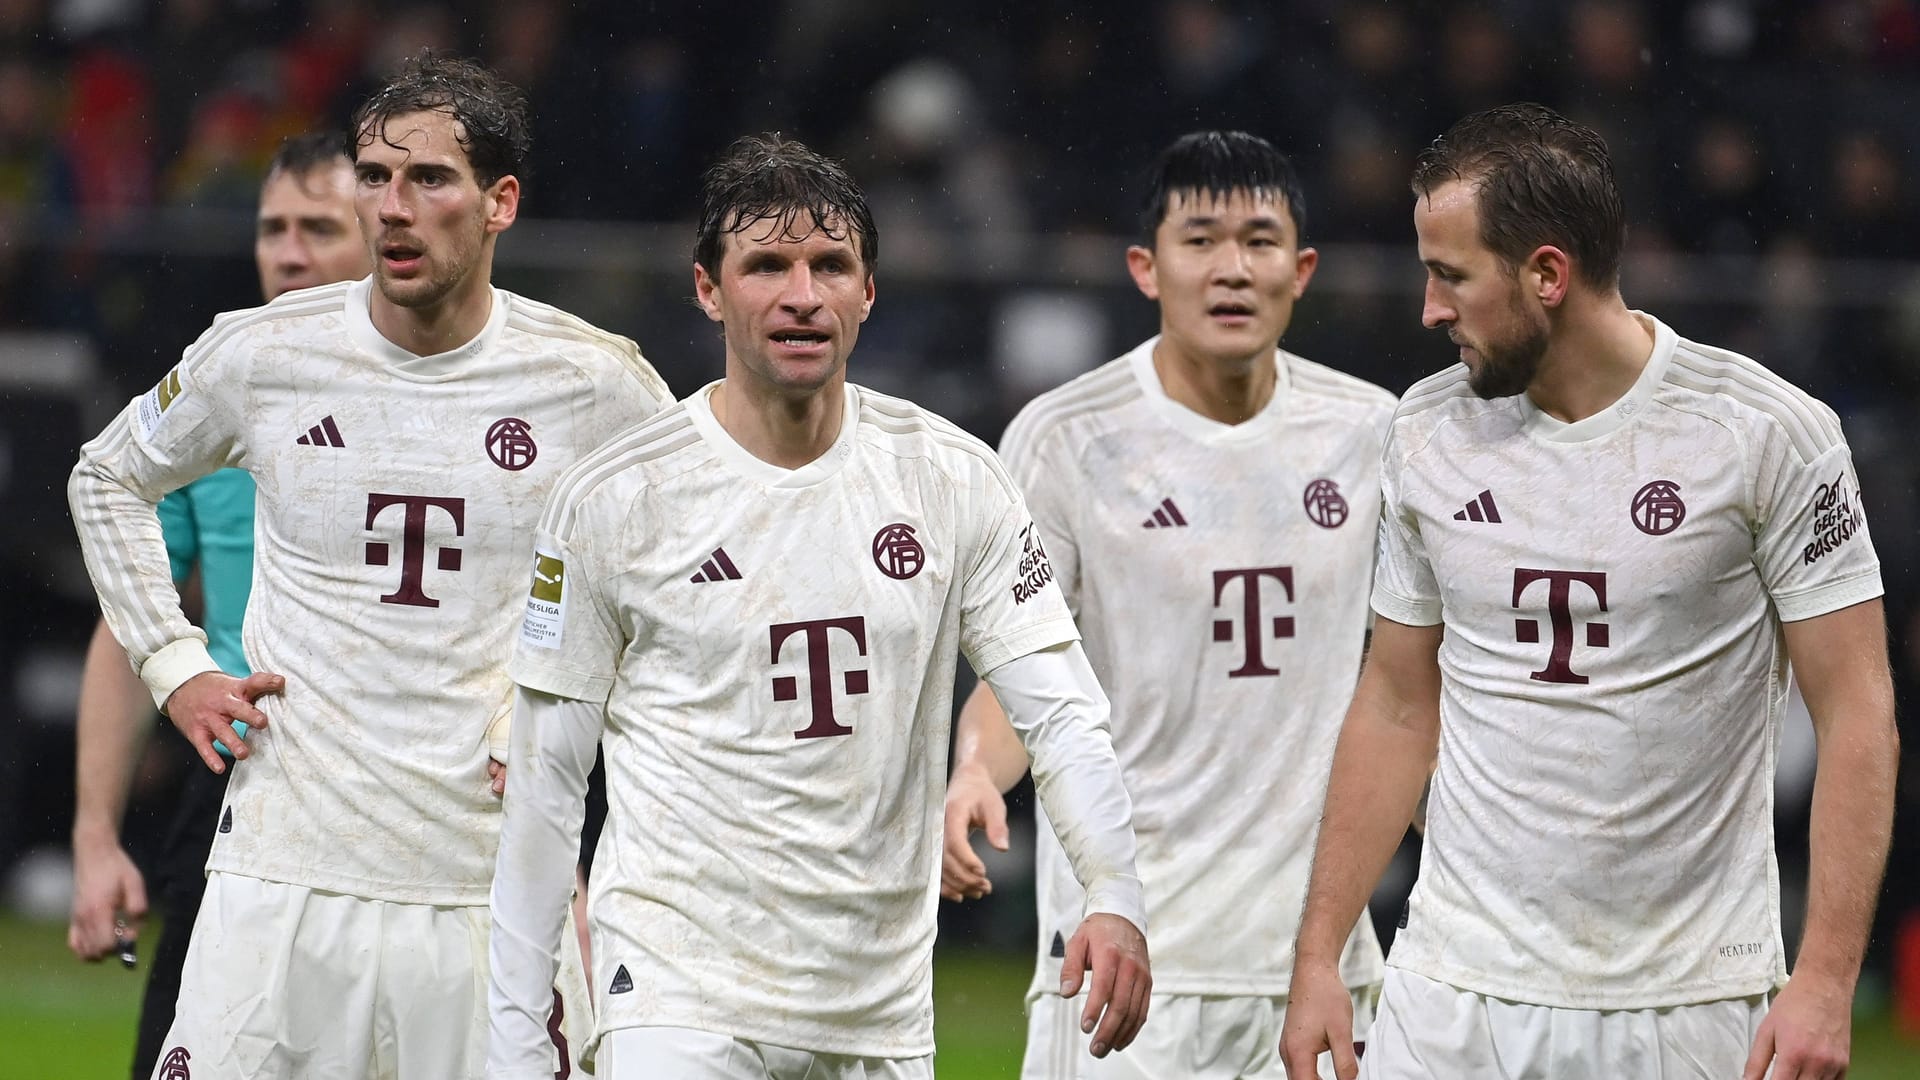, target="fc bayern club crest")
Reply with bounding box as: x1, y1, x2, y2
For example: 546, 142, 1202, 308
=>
486, 417, 538, 471
1631, 479, 1685, 536
1303, 478, 1349, 529
872, 522, 924, 579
